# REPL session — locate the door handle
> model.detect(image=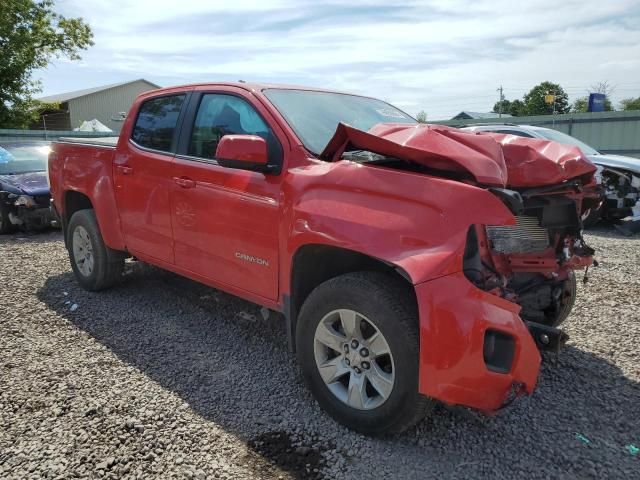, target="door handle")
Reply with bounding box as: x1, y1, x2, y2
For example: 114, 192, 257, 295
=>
173, 176, 196, 189
116, 165, 133, 175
